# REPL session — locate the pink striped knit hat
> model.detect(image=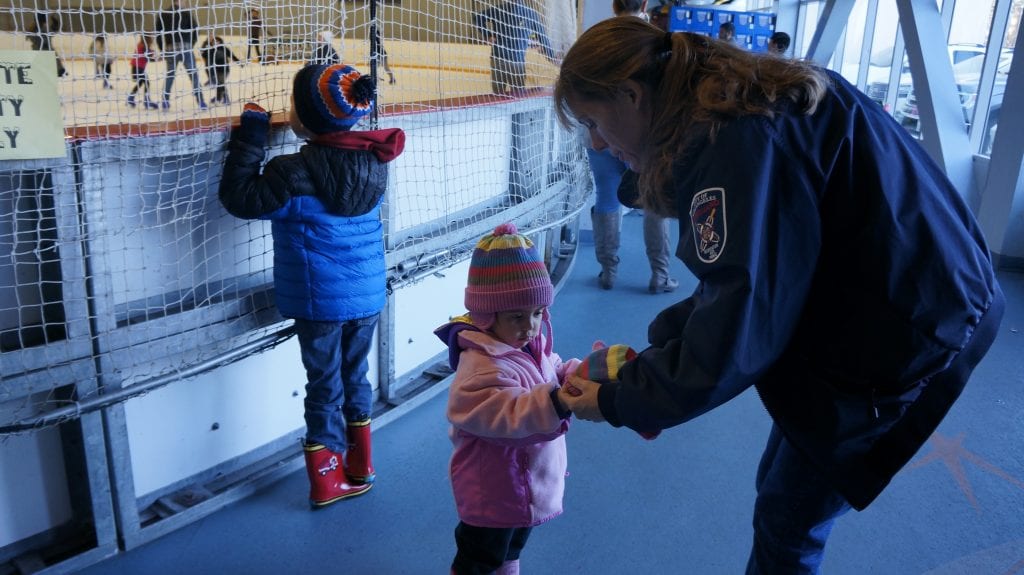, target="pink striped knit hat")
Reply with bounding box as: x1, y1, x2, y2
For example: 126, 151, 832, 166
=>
465, 223, 554, 314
